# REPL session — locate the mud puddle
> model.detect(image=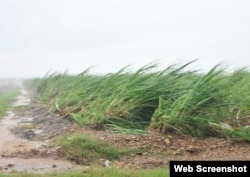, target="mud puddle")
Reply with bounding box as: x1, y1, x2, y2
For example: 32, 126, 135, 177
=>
0, 81, 83, 174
